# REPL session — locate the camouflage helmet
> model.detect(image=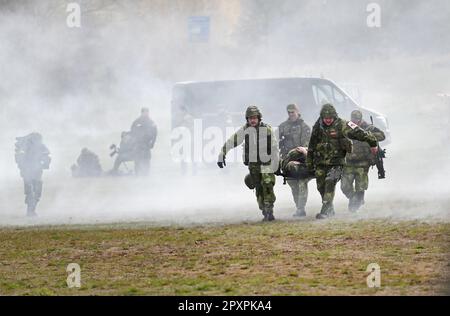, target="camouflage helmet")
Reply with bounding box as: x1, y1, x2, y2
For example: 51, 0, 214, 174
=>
287, 104, 299, 112
244, 174, 256, 190
351, 110, 363, 121
245, 105, 262, 119
320, 103, 338, 119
